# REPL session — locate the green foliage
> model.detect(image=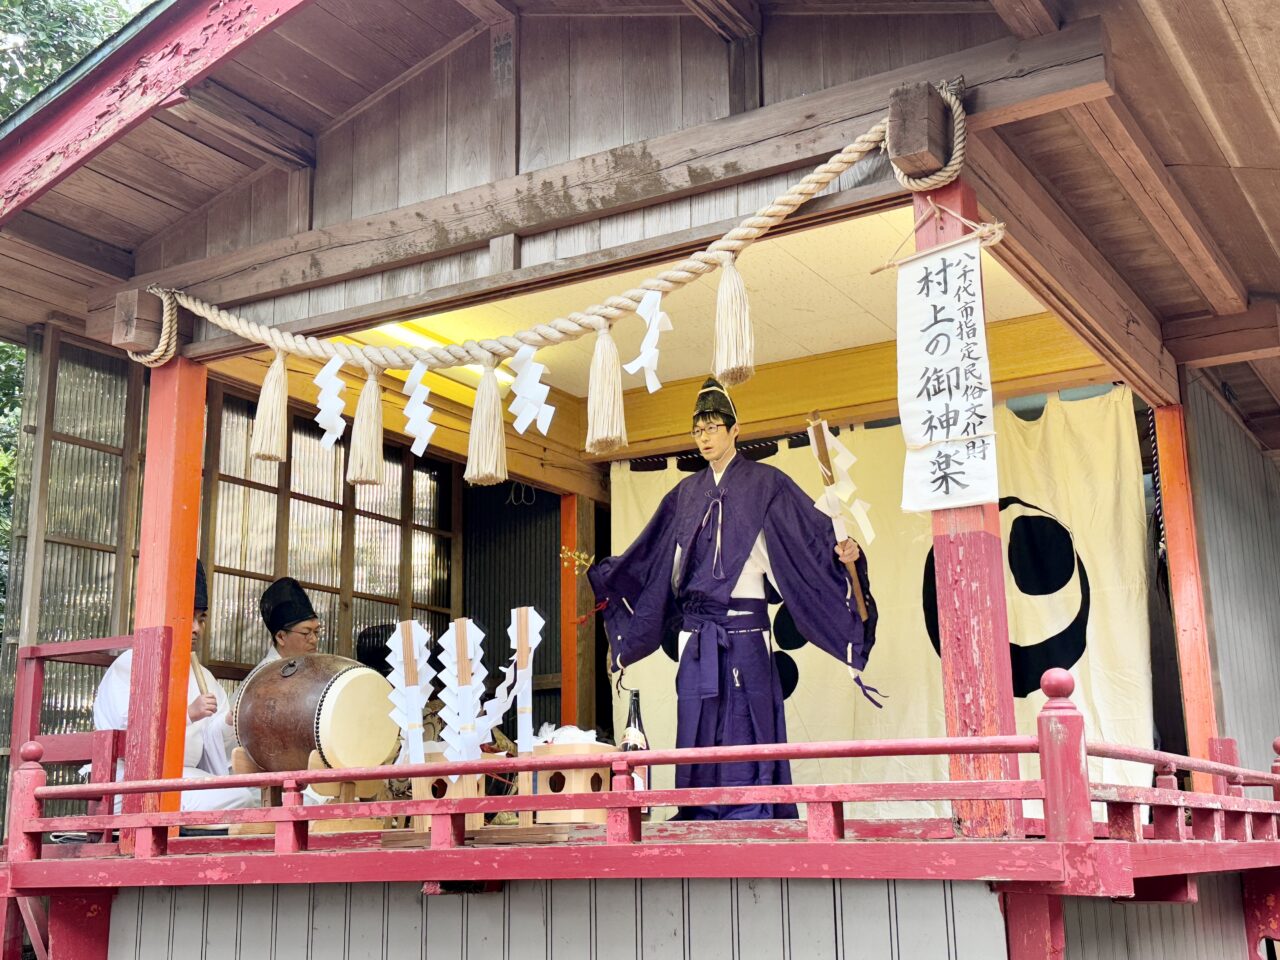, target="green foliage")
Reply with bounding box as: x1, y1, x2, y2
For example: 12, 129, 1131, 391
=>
0, 341, 23, 627
0, 0, 134, 121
